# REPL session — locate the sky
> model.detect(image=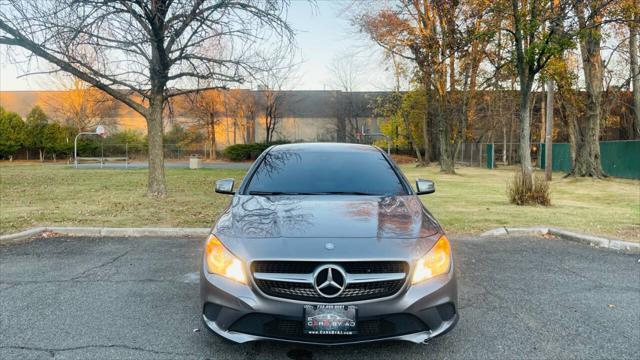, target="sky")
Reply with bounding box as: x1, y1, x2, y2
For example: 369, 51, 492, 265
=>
0, 1, 392, 92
